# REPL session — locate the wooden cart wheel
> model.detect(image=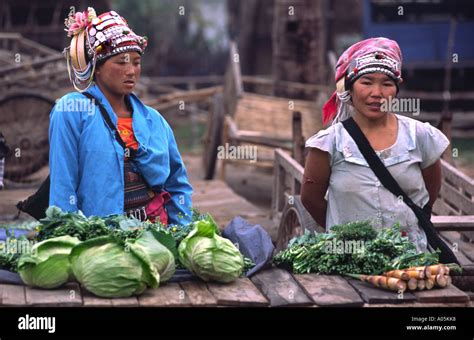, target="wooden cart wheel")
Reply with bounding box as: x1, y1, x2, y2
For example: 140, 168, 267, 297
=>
203, 92, 224, 180
0, 92, 55, 181
276, 195, 324, 252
